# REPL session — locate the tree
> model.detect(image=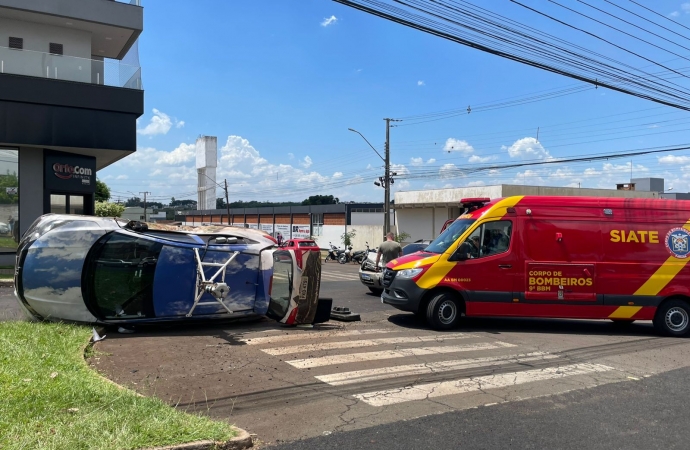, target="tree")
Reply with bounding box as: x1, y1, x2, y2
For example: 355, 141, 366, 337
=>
302, 195, 339, 205
341, 229, 356, 247
217, 198, 226, 209
394, 230, 411, 244
125, 197, 141, 207
95, 179, 110, 202
95, 201, 125, 217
